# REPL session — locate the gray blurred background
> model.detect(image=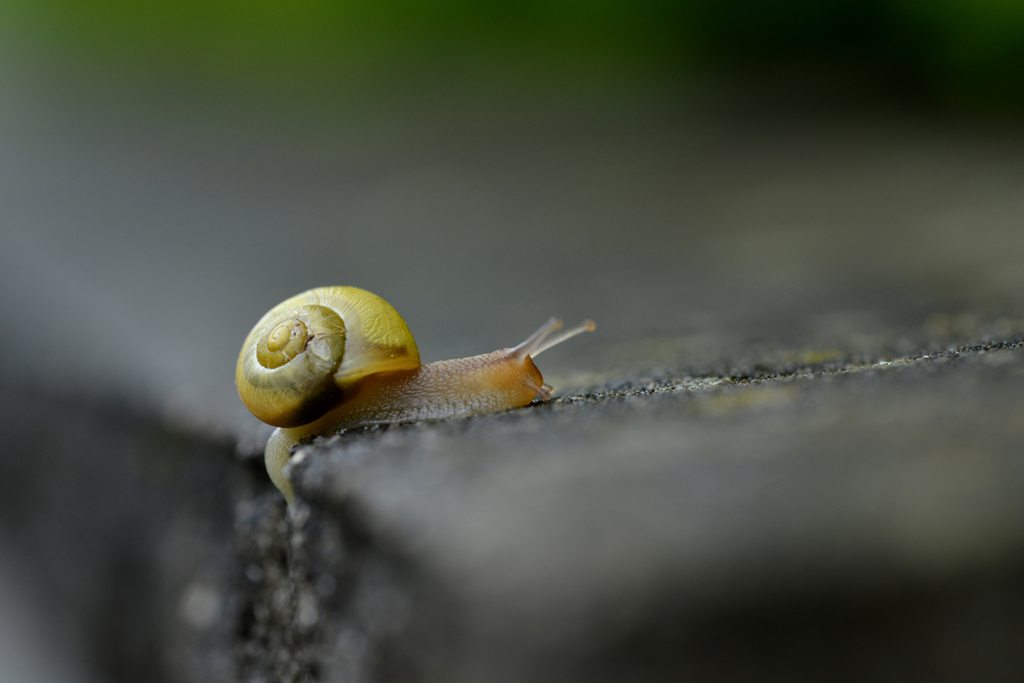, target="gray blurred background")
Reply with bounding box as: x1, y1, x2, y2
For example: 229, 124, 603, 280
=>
1, 0, 1023, 680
